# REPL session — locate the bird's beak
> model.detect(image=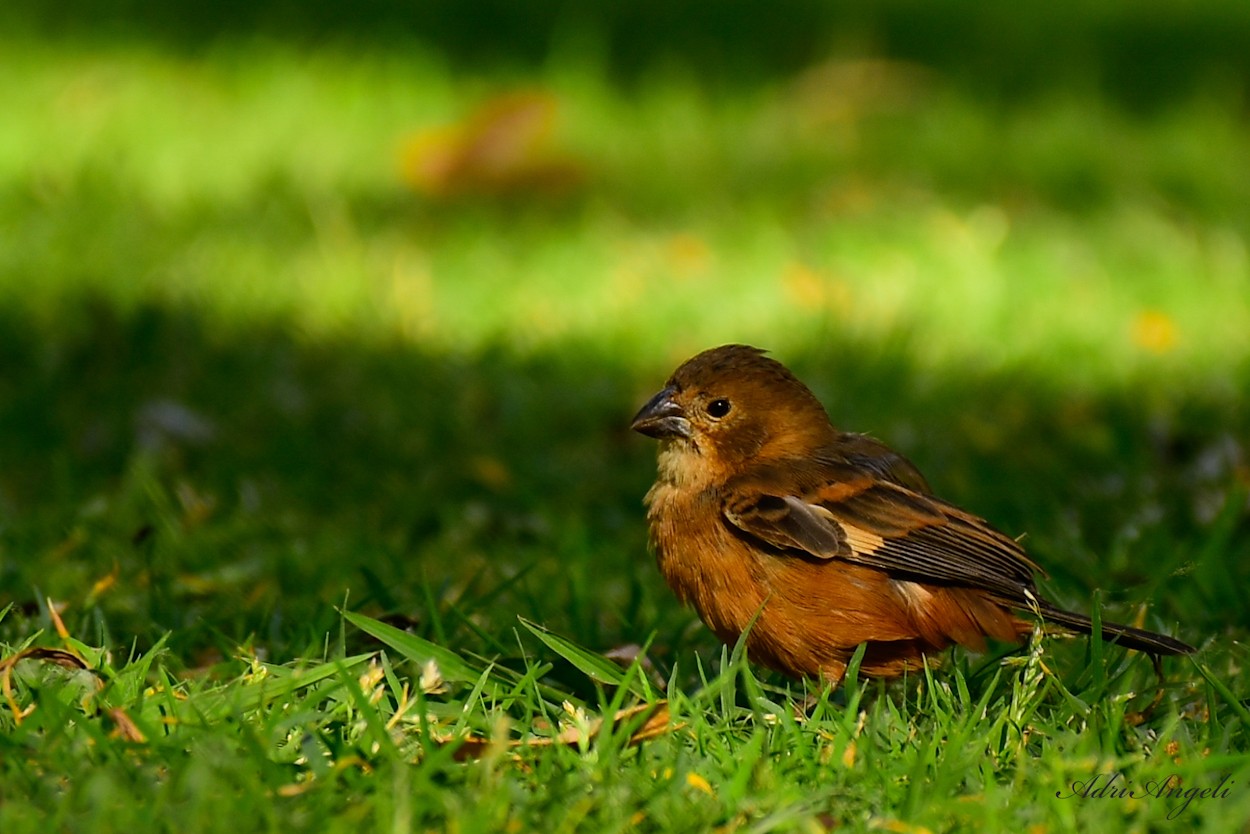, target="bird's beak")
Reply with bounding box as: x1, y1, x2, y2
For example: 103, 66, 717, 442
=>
631, 385, 691, 440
